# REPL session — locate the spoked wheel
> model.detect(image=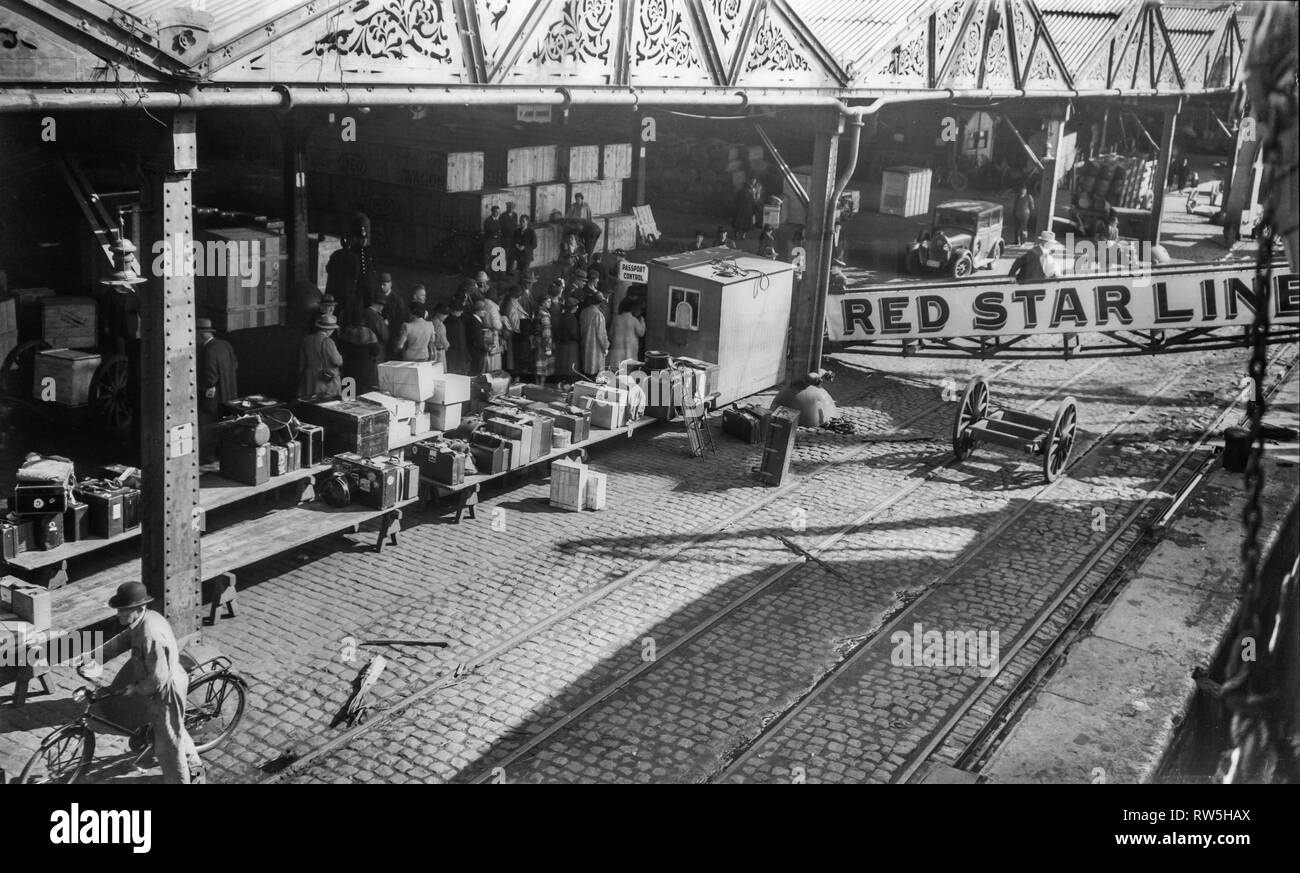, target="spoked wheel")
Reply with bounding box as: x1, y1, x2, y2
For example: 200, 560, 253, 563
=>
91, 354, 134, 433
19, 724, 96, 784
185, 672, 247, 754
951, 254, 974, 279
1, 339, 49, 399
1043, 397, 1079, 483
952, 377, 989, 461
